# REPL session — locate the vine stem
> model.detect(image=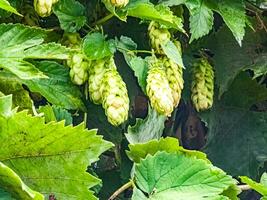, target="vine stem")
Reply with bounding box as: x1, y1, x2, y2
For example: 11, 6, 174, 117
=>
83, 82, 88, 129
92, 13, 114, 26
238, 184, 251, 191
108, 181, 134, 200
117, 46, 153, 55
